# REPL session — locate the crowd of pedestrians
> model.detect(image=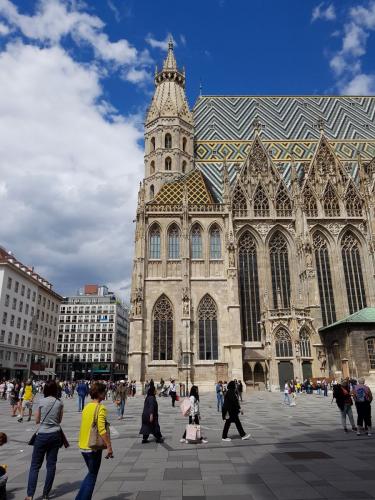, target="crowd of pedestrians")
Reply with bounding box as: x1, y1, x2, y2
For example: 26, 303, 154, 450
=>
0, 373, 372, 499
